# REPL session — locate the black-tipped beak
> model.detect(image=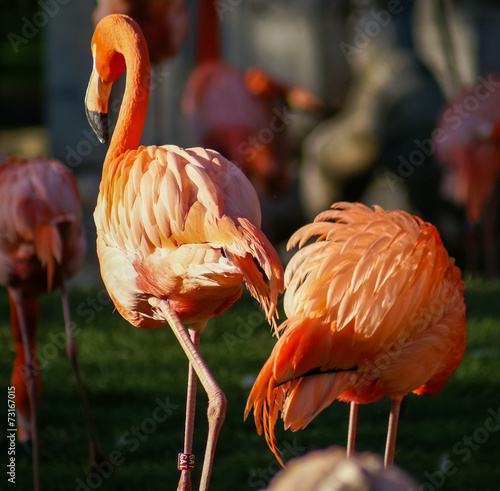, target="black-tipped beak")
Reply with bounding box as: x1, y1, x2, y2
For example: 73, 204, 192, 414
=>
86, 108, 109, 144
85, 47, 113, 145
